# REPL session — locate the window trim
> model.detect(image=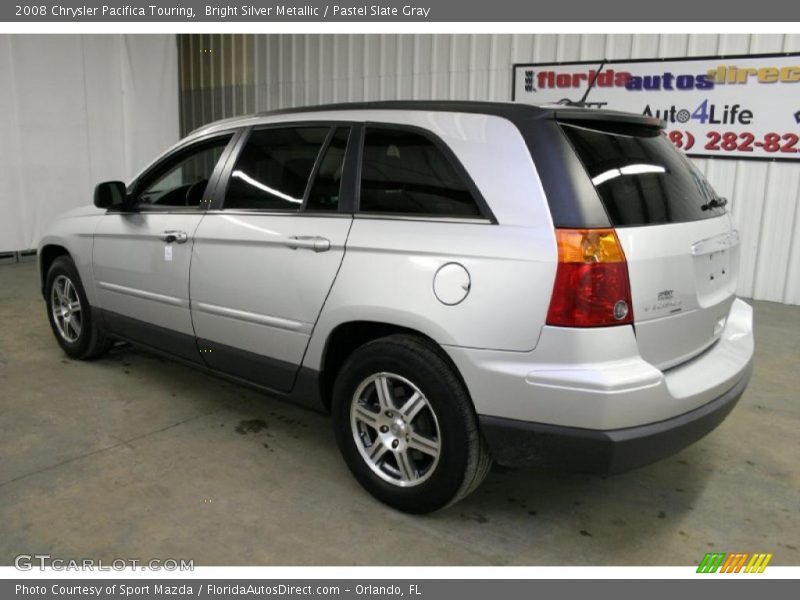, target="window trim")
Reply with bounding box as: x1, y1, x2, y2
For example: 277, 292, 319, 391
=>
121, 130, 240, 213
300, 127, 337, 211
215, 121, 361, 215
355, 122, 497, 224
302, 126, 357, 214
